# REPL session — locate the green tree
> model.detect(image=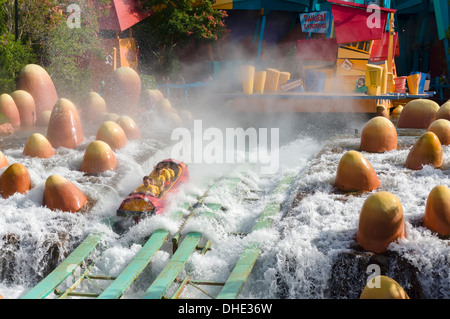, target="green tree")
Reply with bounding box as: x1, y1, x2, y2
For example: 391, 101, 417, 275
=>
0, 32, 36, 93
43, 0, 109, 103
0, 0, 109, 100
138, 0, 228, 78
0, 1, 38, 92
